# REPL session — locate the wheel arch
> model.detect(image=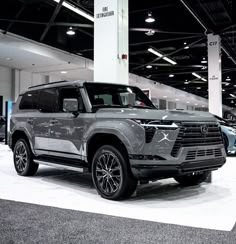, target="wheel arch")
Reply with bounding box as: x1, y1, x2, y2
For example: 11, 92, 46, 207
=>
86, 133, 130, 172
11, 129, 33, 152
